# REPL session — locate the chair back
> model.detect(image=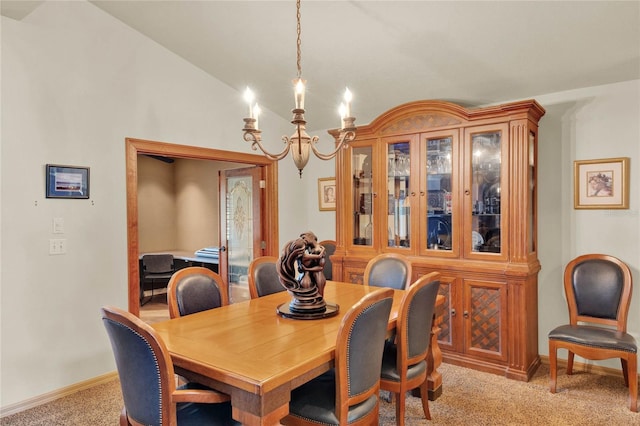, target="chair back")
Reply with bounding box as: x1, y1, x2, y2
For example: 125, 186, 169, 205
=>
319, 240, 337, 281
142, 254, 174, 274
102, 305, 174, 425
364, 253, 412, 290
399, 272, 441, 363
248, 256, 284, 299
565, 253, 632, 331
335, 288, 394, 418
167, 267, 229, 318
